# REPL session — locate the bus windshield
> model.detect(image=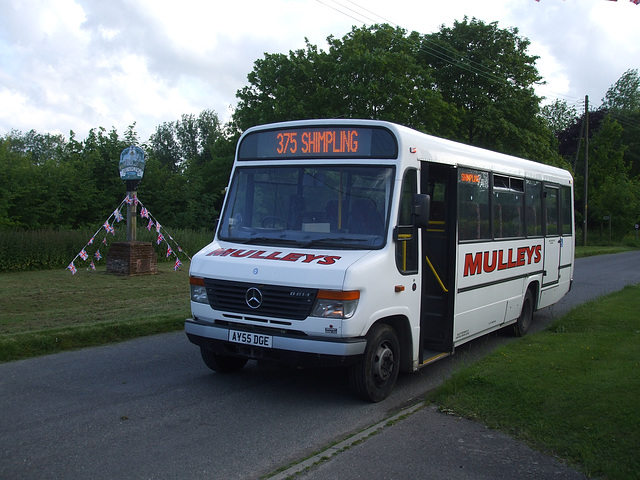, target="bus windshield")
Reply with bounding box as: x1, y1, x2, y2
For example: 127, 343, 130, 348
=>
218, 165, 394, 249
